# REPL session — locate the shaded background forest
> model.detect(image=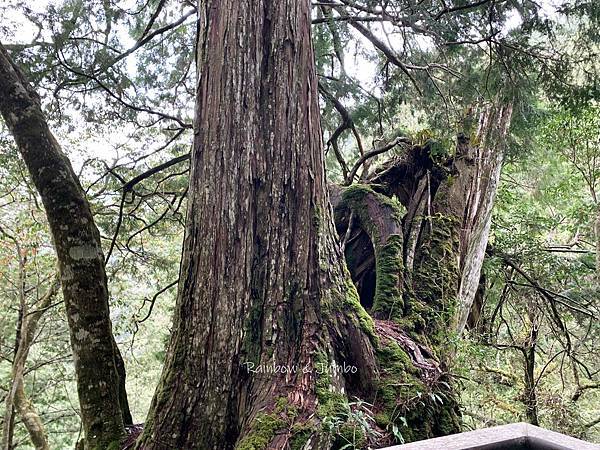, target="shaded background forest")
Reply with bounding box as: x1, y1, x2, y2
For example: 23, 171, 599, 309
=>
0, 0, 599, 448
